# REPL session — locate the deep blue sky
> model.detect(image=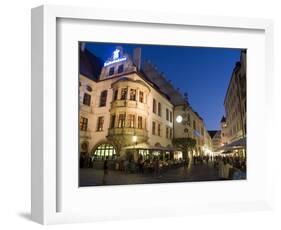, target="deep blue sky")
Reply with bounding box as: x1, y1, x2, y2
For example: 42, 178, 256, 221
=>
85, 42, 241, 130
